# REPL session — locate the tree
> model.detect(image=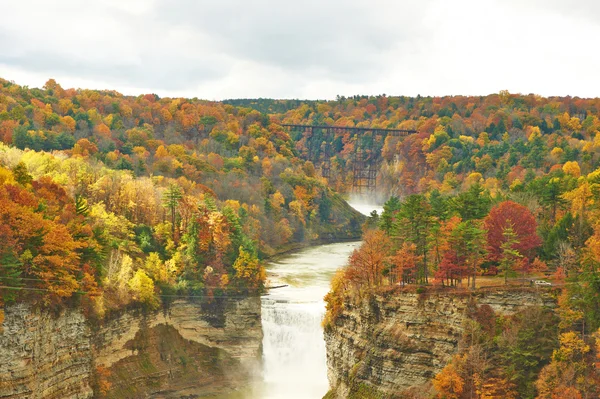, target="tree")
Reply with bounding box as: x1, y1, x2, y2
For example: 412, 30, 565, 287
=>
451, 183, 491, 221
499, 225, 522, 284
434, 220, 485, 288
458, 220, 487, 289
563, 161, 581, 178
11, 162, 32, 186
484, 201, 541, 263
535, 332, 592, 398
393, 195, 432, 284
391, 242, 420, 285
162, 184, 182, 241
143, 252, 168, 282
0, 181, 85, 304
436, 249, 466, 287
433, 361, 464, 399
346, 230, 392, 289
495, 307, 558, 397
379, 196, 401, 234
128, 269, 159, 309
232, 247, 265, 292
429, 189, 450, 221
